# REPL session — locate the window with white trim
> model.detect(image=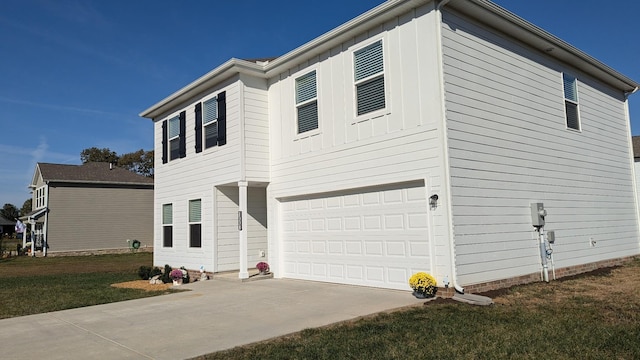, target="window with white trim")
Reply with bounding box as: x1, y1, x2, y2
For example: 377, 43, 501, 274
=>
162, 203, 173, 247
168, 116, 181, 160
35, 186, 45, 209
203, 97, 218, 149
189, 199, 201, 248
563, 73, 580, 130
295, 70, 318, 134
354, 40, 385, 116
